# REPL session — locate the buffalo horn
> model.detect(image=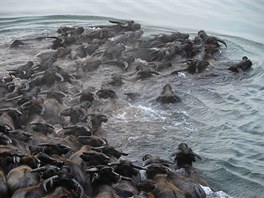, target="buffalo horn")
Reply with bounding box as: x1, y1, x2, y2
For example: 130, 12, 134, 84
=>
217, 38, 227, 47
5, 94, 23, 102
55, 72, 64, 82
0, 107, 22, 115
131, 164, 147, 170
43, 175, 59, 192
